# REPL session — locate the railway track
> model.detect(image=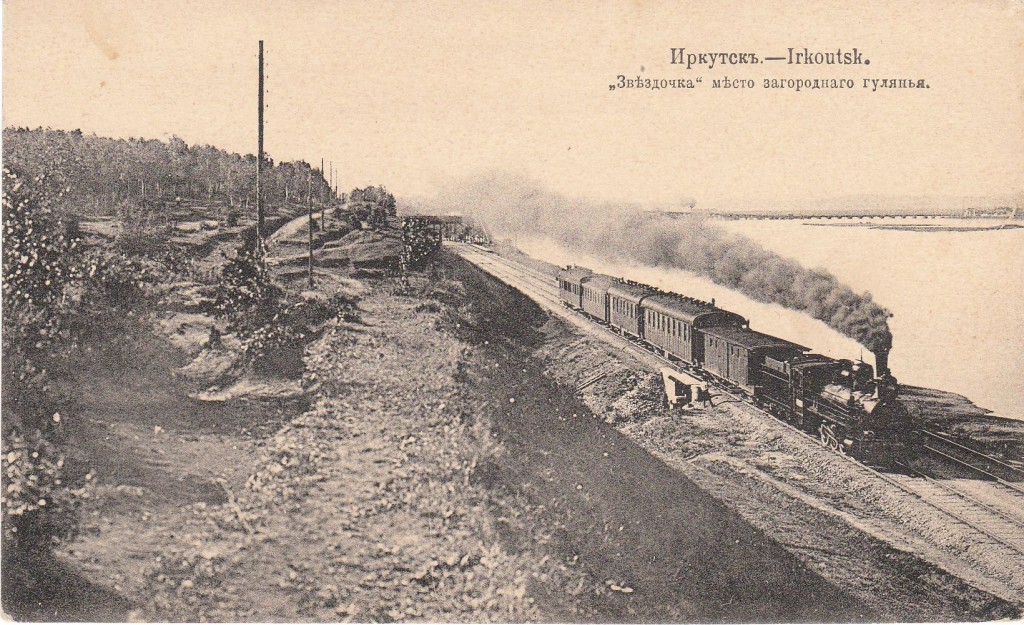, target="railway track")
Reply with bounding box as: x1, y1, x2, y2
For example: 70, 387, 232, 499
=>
912, 429, 1024, 538
921, 429, 1024, 485
451, 242, 1024, 597
889, 465, 1024, 554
